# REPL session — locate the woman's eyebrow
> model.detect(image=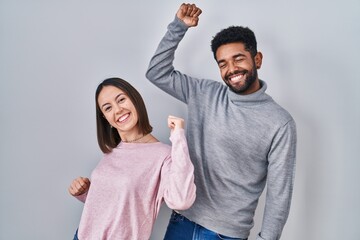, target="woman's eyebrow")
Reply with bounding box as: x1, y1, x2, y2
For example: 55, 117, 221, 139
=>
101, 102, 110, 109
101, 93, 125, 109
115, 93, 125, 102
